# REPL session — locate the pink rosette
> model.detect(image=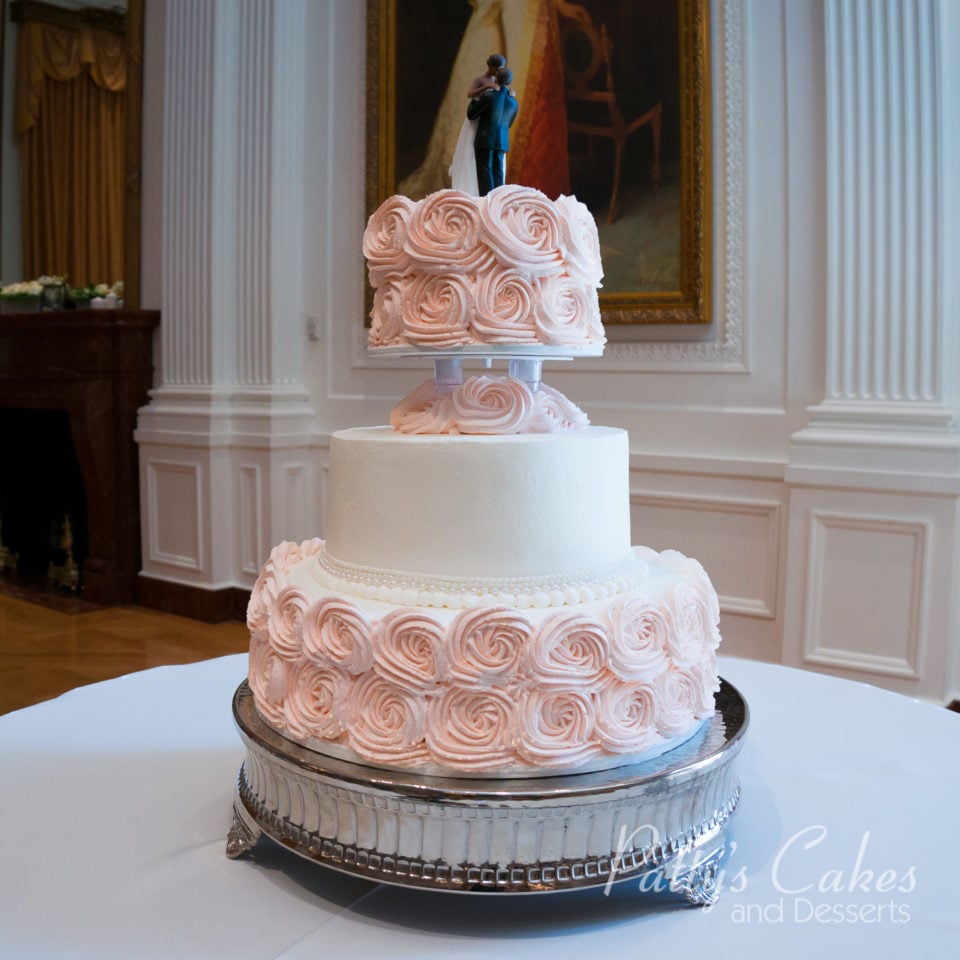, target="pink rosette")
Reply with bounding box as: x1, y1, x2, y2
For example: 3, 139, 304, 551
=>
663, 582, 710, 667
390, 379, 456, 434
369, 274, 409, 346
248, 628, 290, 728
372, 609, 446, 692
659, 550, 722, 649
525, 612, 610, 688
595, 678, 663, 753
425, 686, 517, 770
447, 607, 532, 686
301, 597, 373, 675
479, 185, 564, 277
471, 266, 539, 342
269, 539, 305, 574
450, 375, 532, 434
403, 190, 488, 271
604, 595, 670, 682
267, 585, 310, 661
402, 272, 474, 346
283, 660, 349, 741
363, 194, 414, 277
556, 193, 604, 287
246, 557, 283, 632
298, 537, 325, 559
533, 274, 601, 346
345, 673, 429, 763
527, 384, 591, 433
516, 687, 601, 767
654, 666, 702, 737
